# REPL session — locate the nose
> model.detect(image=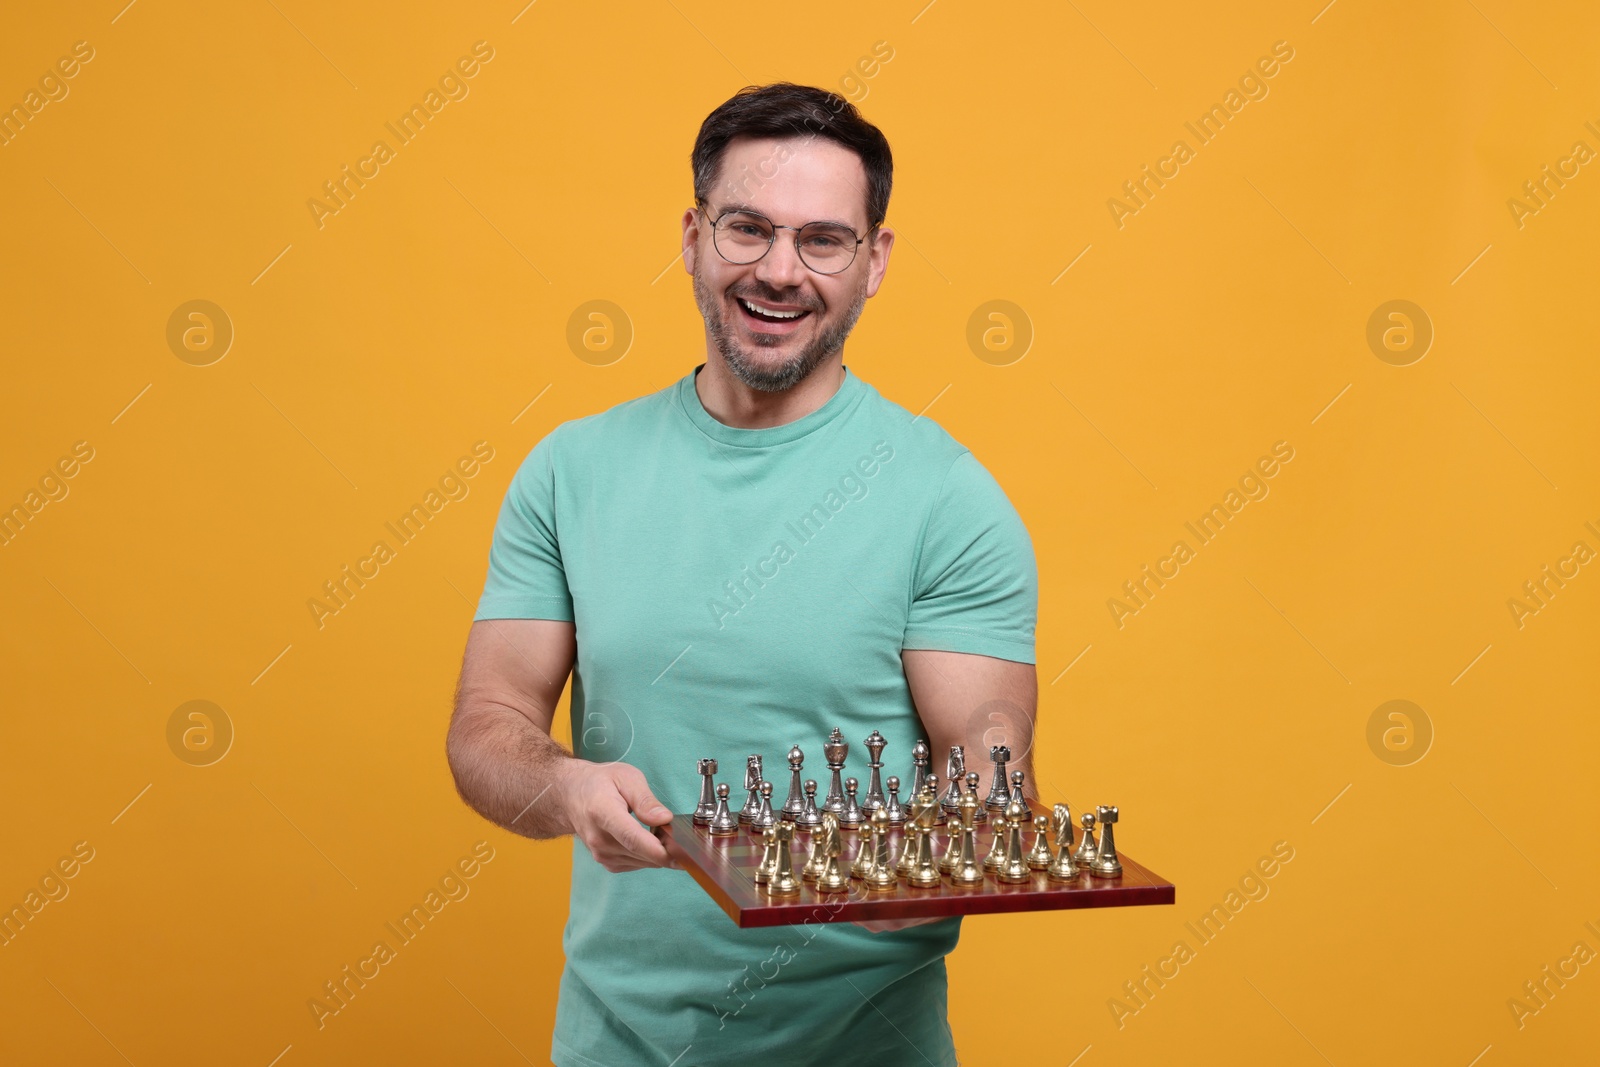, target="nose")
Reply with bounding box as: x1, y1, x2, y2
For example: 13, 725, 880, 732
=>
754, 231, 808, 291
